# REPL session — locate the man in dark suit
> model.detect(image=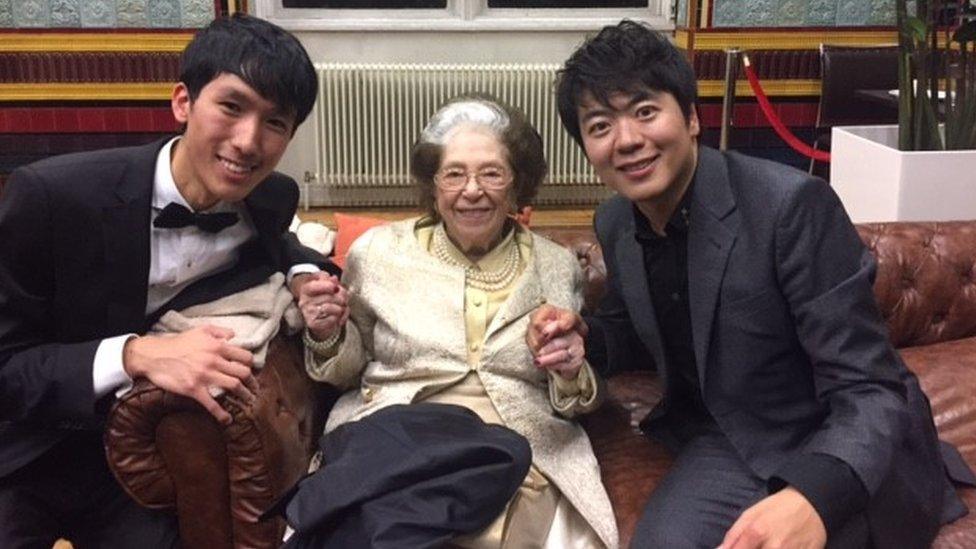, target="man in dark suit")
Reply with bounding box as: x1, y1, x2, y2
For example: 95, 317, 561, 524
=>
528, 20, 970, 548
0, 14, 339, 547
